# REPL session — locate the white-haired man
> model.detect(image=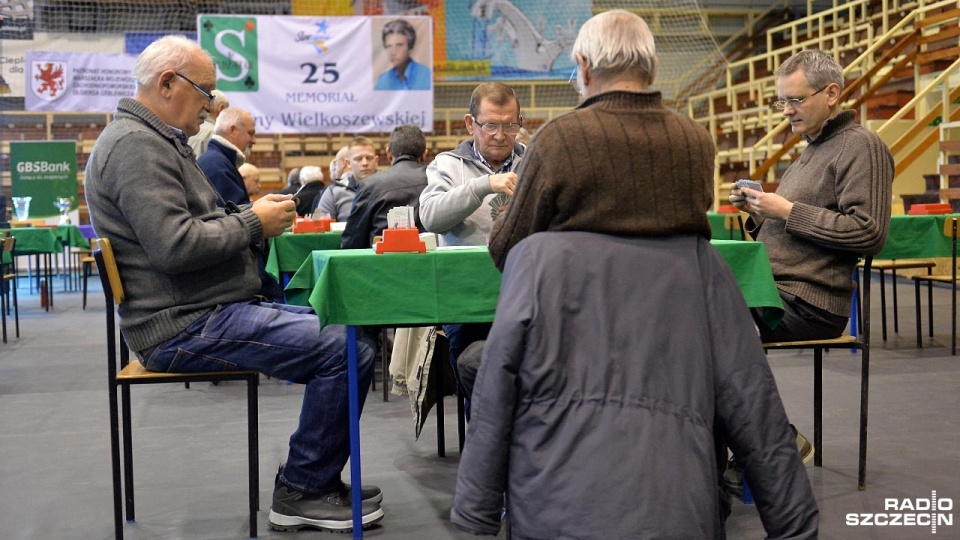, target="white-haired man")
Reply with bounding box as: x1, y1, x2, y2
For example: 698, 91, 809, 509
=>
83, 35, 383, 533
197, 107, 256, 207
294, 165, 327, 217
187, 88, 228, 155
453, 11, 818, 539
